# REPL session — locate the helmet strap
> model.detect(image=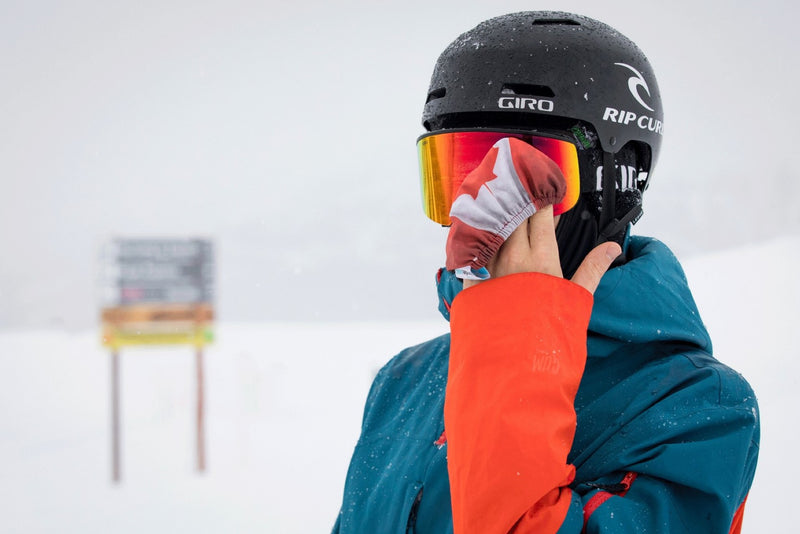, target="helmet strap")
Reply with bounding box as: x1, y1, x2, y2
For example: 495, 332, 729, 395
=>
596, 201, 642, 244
595, 150, 643, 246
